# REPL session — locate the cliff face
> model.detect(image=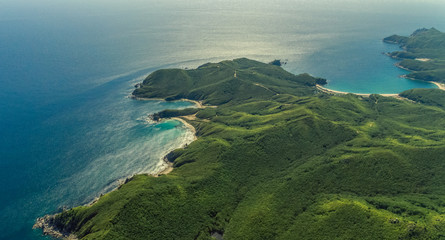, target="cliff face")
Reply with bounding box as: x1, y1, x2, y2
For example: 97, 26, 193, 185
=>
41, 58, 445, 239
